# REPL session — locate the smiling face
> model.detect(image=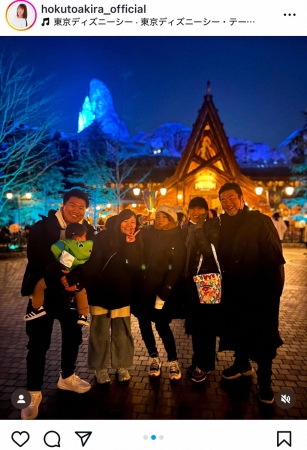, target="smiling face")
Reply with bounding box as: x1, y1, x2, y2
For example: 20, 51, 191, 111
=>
62, 196, 87, 225
120, 216, 136, 235
188, 206, 207, 224
17, 6, 24, 17
219, 189, 245, 216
